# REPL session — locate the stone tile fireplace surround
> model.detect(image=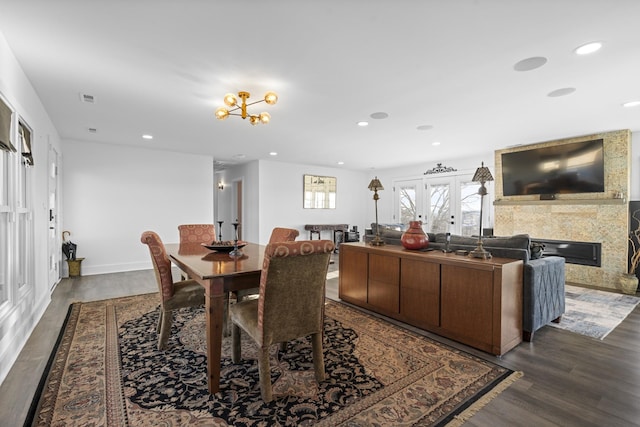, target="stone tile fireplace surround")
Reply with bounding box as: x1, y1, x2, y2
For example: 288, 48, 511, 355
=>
493, 130, 630, 291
